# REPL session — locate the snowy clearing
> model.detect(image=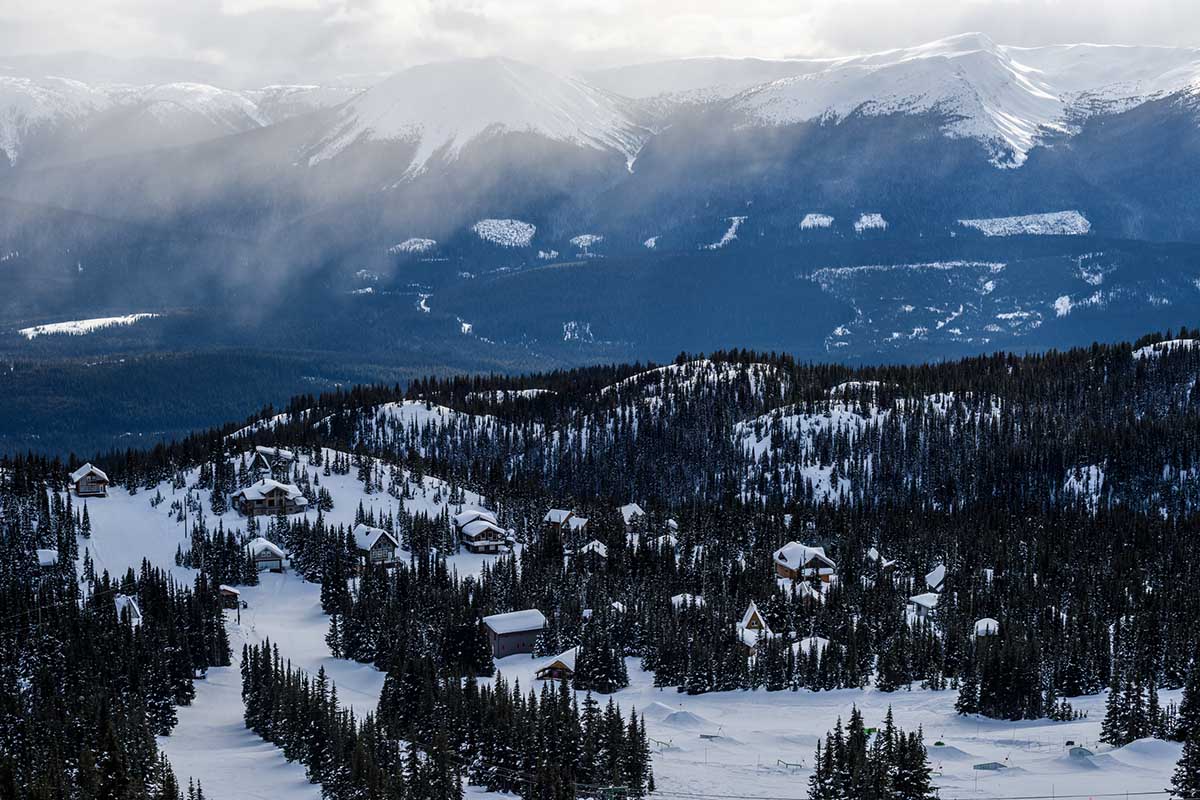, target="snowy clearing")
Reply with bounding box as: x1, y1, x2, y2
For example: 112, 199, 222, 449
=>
19, 313, 160, 339
959, 210, 1091, 236
472, 218, 536, 247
